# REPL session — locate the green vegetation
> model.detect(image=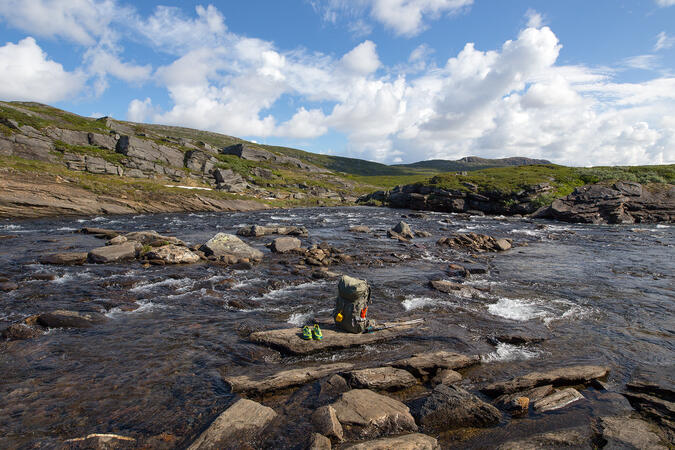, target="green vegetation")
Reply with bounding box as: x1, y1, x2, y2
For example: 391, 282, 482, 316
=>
53, 140, 126, 164
577, 165, 674, 184
4, 102, 108, 133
